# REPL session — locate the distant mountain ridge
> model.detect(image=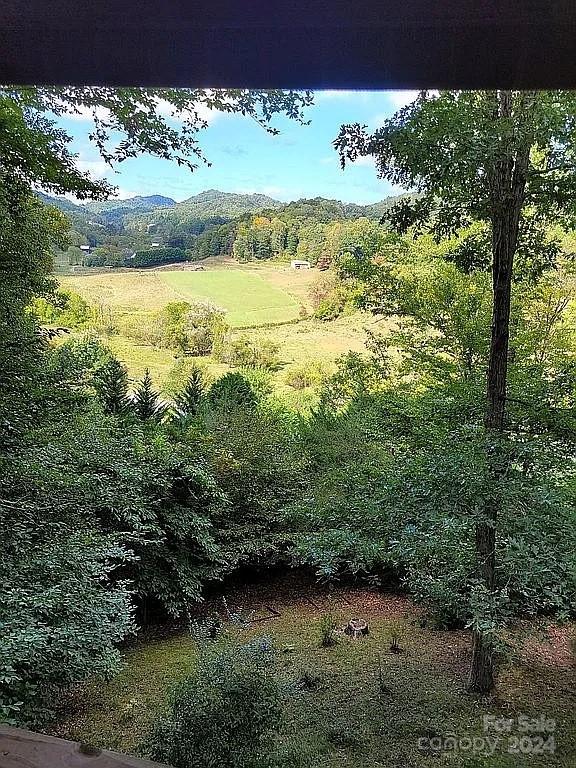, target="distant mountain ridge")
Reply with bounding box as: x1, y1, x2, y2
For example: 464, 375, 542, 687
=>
171, 189, 283, 218
84, 195, 176, 214
36, 192, 86, 215
38, 189, 413, 227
